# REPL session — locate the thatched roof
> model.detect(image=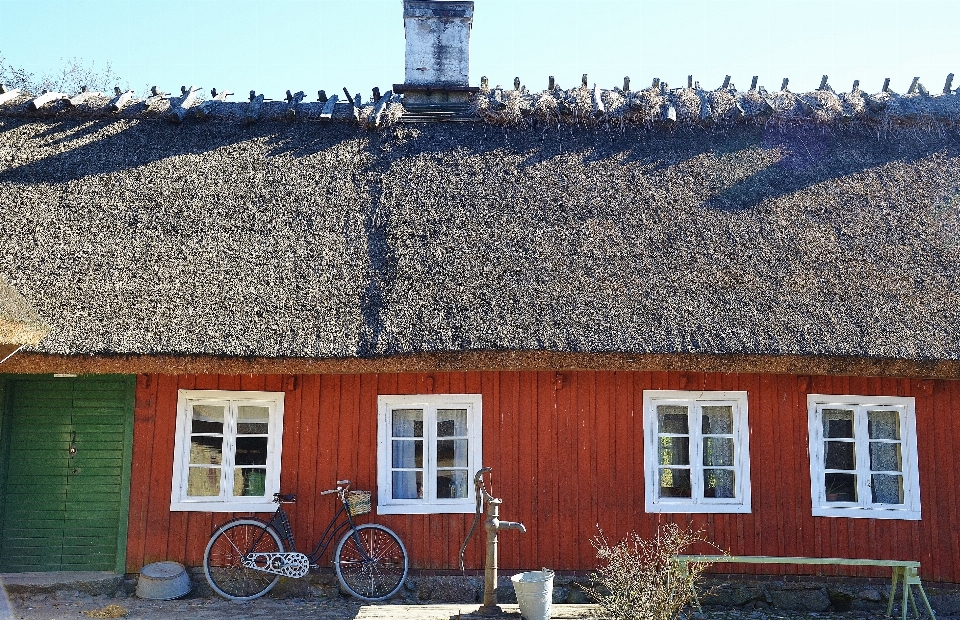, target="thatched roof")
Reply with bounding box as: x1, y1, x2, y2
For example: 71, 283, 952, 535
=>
1, 96, 959, 374
0, 275, 48, 346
